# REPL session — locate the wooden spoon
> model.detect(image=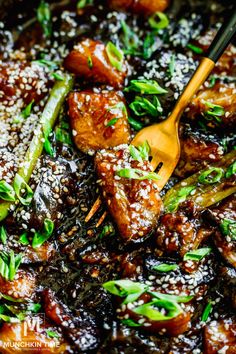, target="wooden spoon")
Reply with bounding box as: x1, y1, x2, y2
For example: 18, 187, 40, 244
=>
132, 8, 236, 190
